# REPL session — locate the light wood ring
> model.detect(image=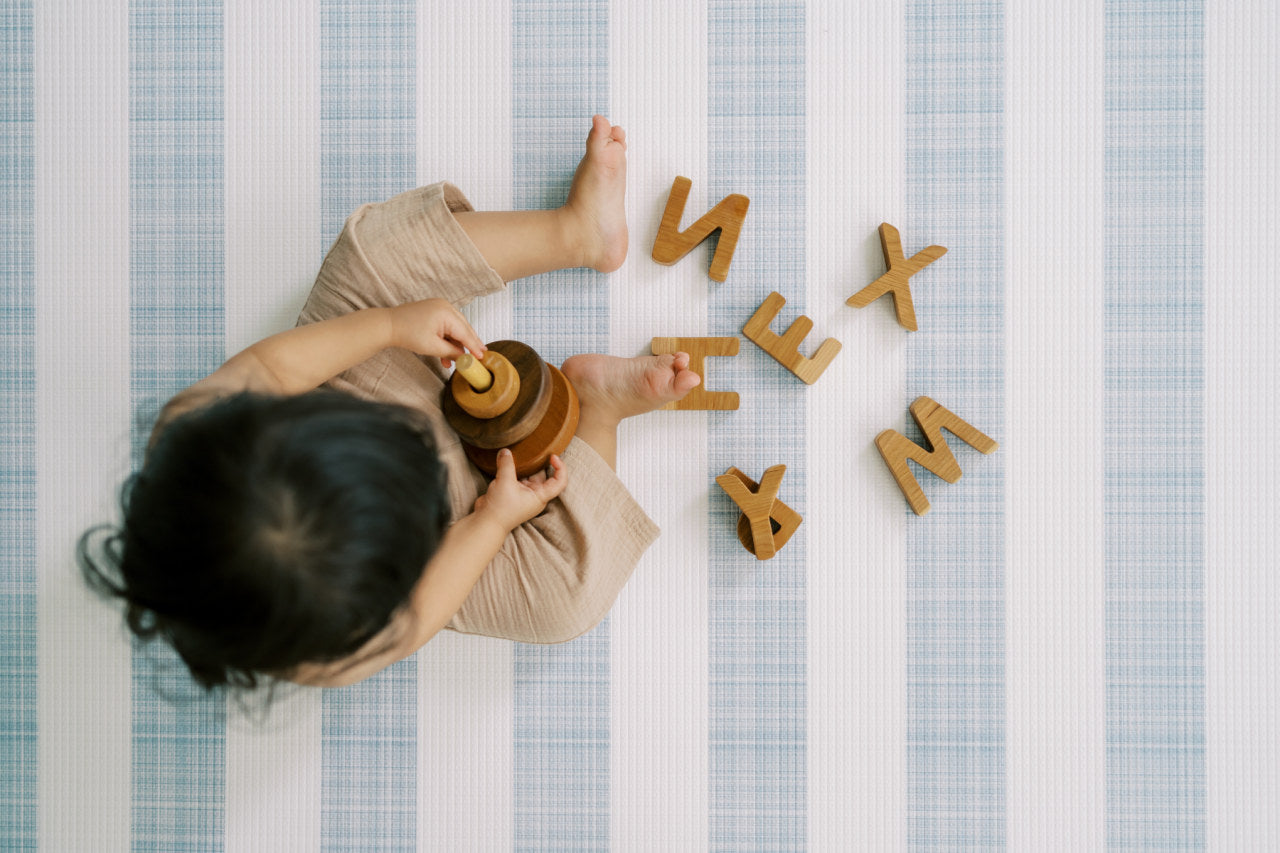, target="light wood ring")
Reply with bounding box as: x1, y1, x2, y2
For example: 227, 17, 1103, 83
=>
465, 364, 580, 478
450, 350, 520, 418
